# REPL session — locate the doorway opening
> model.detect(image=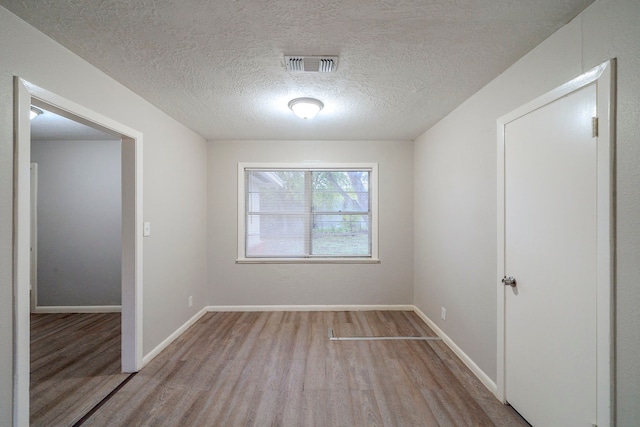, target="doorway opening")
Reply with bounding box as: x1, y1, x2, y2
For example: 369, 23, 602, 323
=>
29, 106, 127, 424
30, 108, 122, 313
13, 78, 143, 426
